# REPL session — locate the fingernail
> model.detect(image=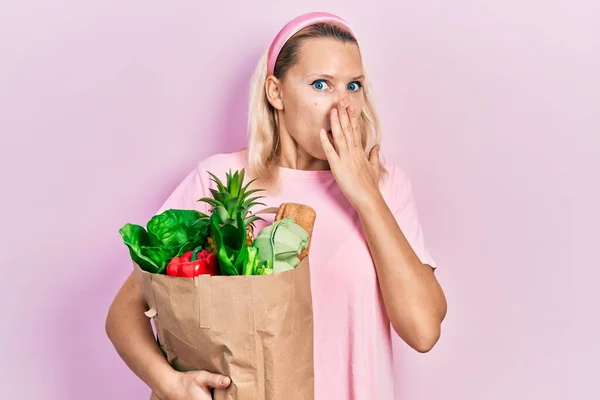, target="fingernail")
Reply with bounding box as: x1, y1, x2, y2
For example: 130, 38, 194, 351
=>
221, 377, 229, 385
348, 106, 354, 113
